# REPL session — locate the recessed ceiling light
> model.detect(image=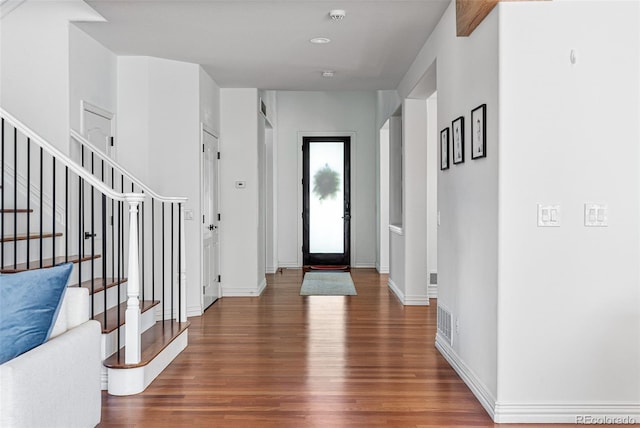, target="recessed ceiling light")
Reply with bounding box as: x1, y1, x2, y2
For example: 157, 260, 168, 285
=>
322, 71, 335, 78
329, 9, 346, 20
310, 37, 331, 44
